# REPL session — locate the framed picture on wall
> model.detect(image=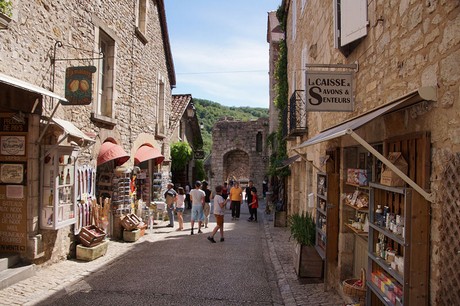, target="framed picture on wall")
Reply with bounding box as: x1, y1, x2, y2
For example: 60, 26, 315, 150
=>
0, 163, 26, 185
1, 136, 26, 156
